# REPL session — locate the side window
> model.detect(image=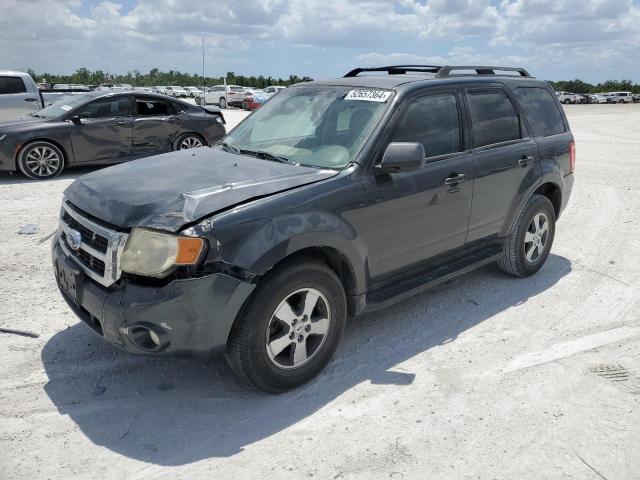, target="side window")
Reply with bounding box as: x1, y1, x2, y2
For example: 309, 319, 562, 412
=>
513, 87, 566, 137
136, 98, 173, 116
77, 97, 130, 118
0, 76, 27, 94
392, 92, 461, 158
467, 90, 521, 147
